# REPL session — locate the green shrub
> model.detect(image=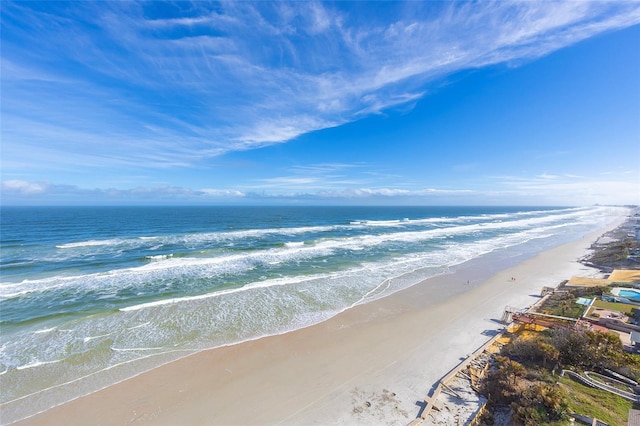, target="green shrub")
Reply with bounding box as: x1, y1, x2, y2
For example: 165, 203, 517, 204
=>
511, 383, 569, 425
